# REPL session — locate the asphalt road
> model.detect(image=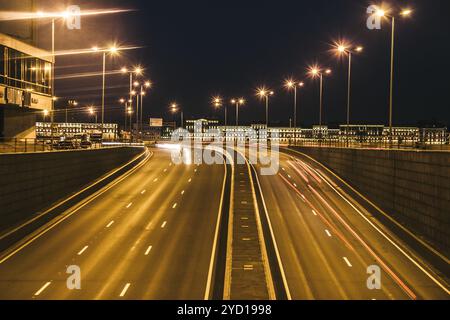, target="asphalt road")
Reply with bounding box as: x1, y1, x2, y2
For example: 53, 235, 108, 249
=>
0, 148, 225, 300
253, 150, 449, 300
